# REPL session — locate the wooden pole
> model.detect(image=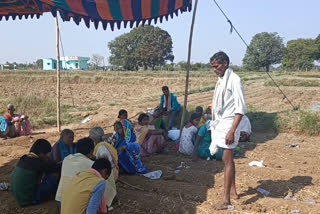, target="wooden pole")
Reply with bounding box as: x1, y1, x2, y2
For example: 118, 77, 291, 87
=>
56, 16, 61, 132
179, 0, 199, 137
